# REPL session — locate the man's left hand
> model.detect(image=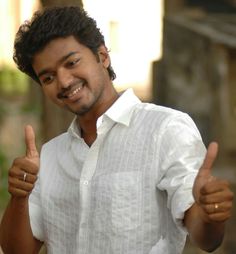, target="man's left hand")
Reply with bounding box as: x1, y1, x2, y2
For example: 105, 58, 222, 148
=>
193, 142, 234, 223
